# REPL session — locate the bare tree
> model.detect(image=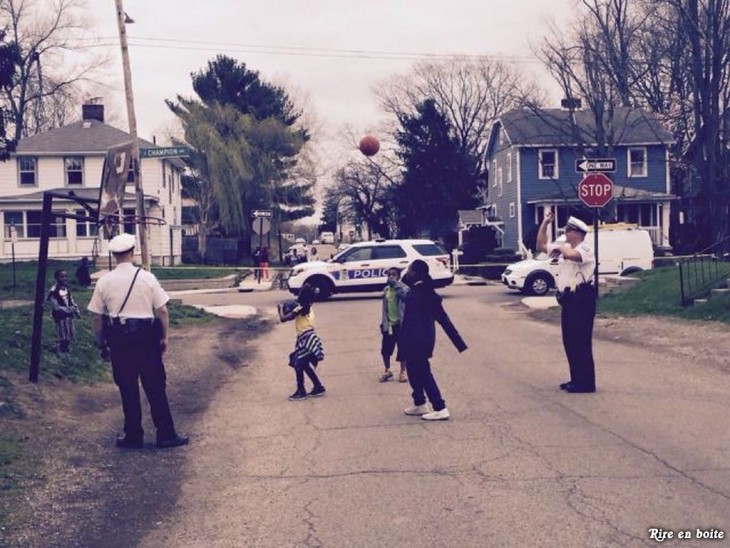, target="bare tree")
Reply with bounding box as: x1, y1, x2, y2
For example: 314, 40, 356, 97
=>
333, 160, 392, 240
0, 0, 106, 140
375, 56, 536, 179
539, 0, 730, 246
